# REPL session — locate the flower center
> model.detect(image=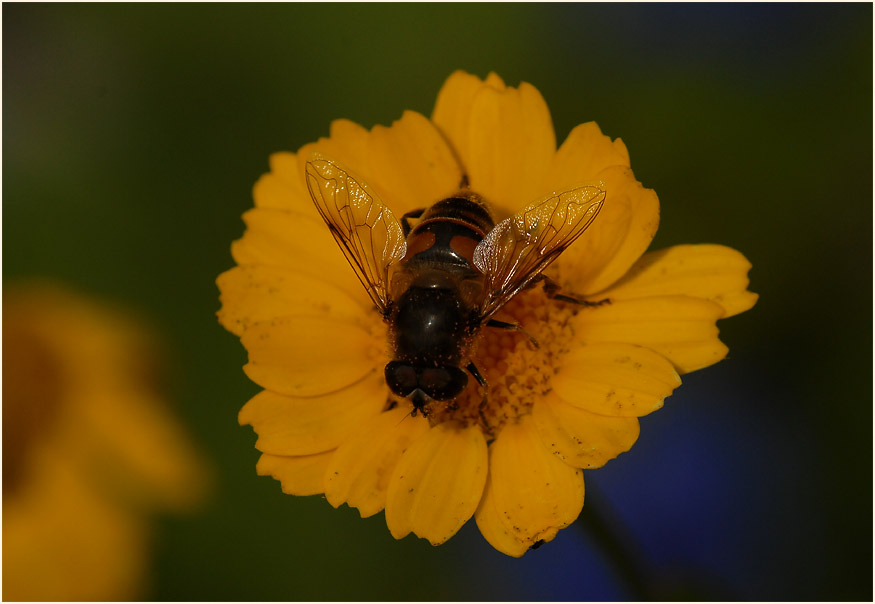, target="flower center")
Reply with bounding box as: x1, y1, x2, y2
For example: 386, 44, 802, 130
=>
426, 283, 579, 439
